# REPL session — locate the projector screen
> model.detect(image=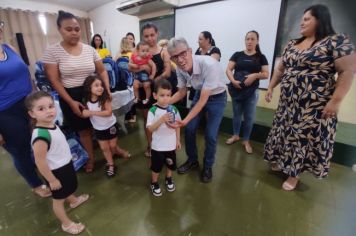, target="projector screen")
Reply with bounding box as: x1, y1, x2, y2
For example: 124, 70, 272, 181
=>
175, 0, 282, 89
